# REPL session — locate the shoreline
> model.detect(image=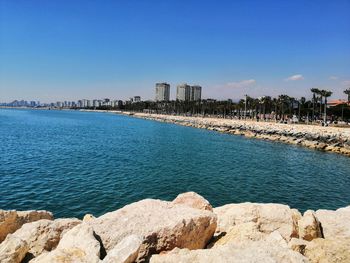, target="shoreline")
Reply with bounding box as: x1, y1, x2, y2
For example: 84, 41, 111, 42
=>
122, 112, 350, 157
1, 192, 349, 262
